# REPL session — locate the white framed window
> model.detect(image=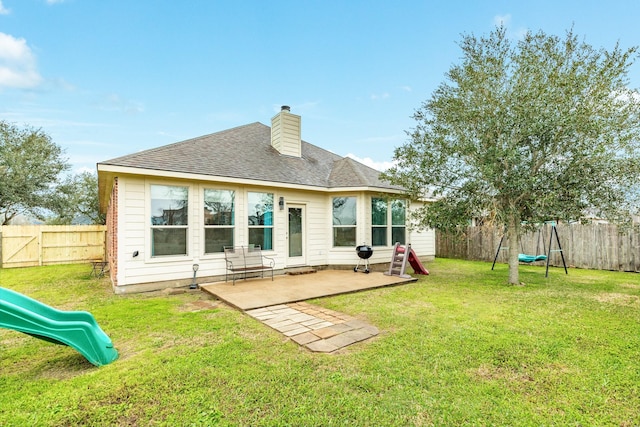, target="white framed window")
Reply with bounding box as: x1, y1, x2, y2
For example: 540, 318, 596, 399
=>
204, 189, 235, 253
150, 184, 188, 257
332, 196, 356, 247
248, 192, 273, 250
391, 199, 407, 244
371, 197, 388, 246
371, 197, 406, 246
